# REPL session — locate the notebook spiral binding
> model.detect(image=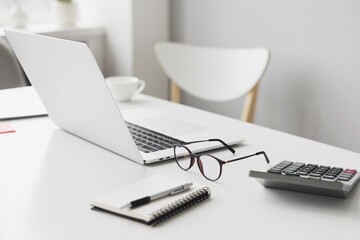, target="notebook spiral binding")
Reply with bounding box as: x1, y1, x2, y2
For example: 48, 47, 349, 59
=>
149, 187, 211, 226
